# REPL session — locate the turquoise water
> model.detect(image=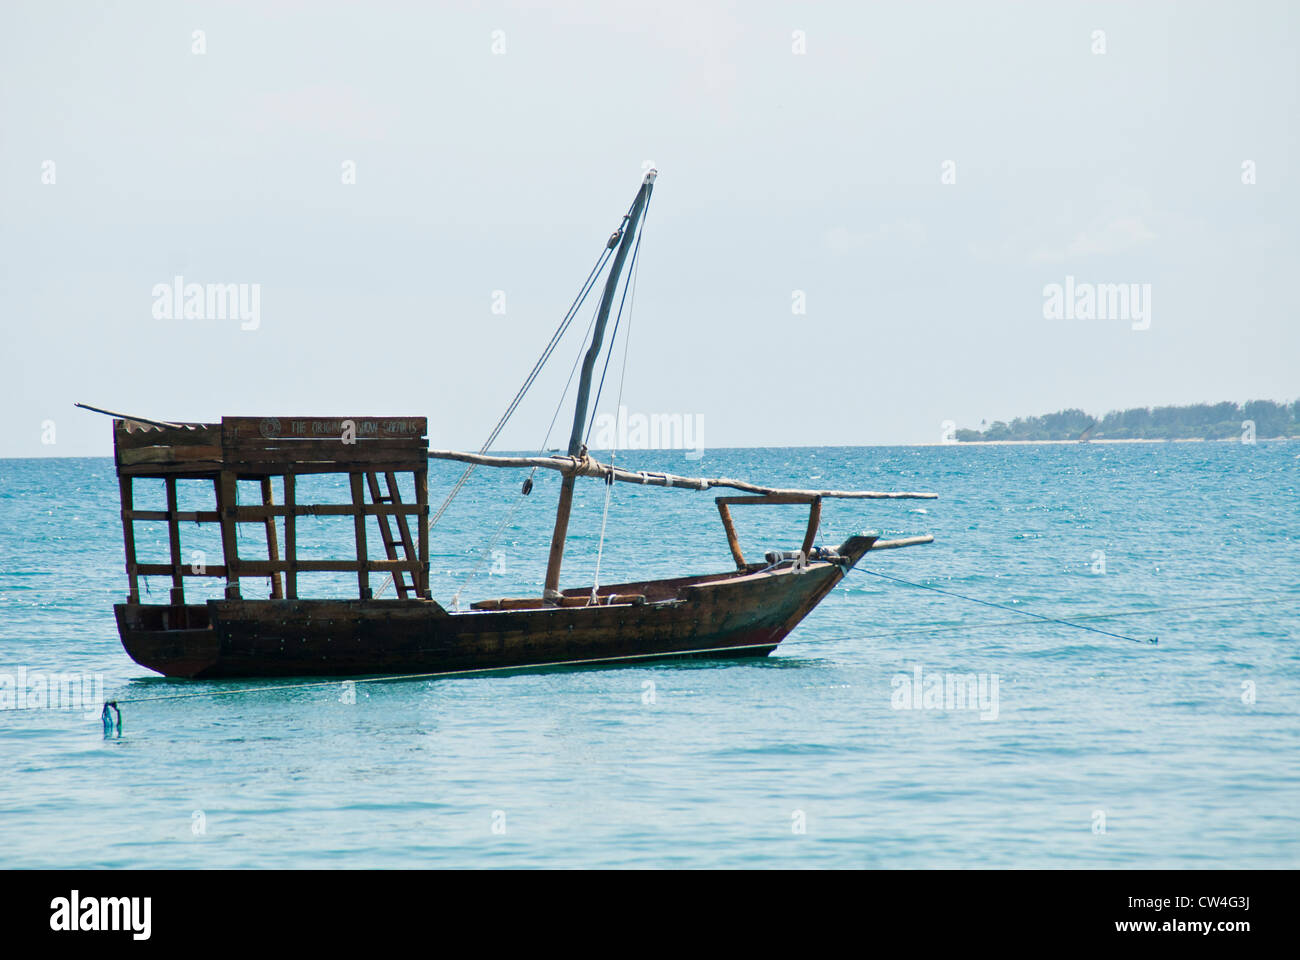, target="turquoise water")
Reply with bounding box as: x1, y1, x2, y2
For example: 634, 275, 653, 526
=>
1, 443, 1297, 868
